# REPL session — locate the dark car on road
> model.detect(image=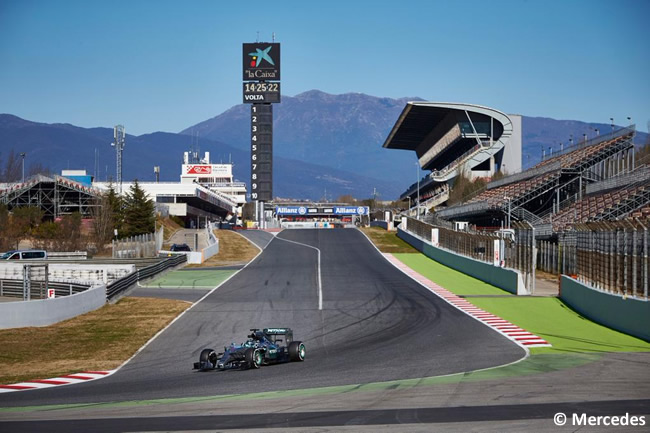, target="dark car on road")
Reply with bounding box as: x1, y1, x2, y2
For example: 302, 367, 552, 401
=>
193, 328, 305, 371
170, 243, 191, 252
